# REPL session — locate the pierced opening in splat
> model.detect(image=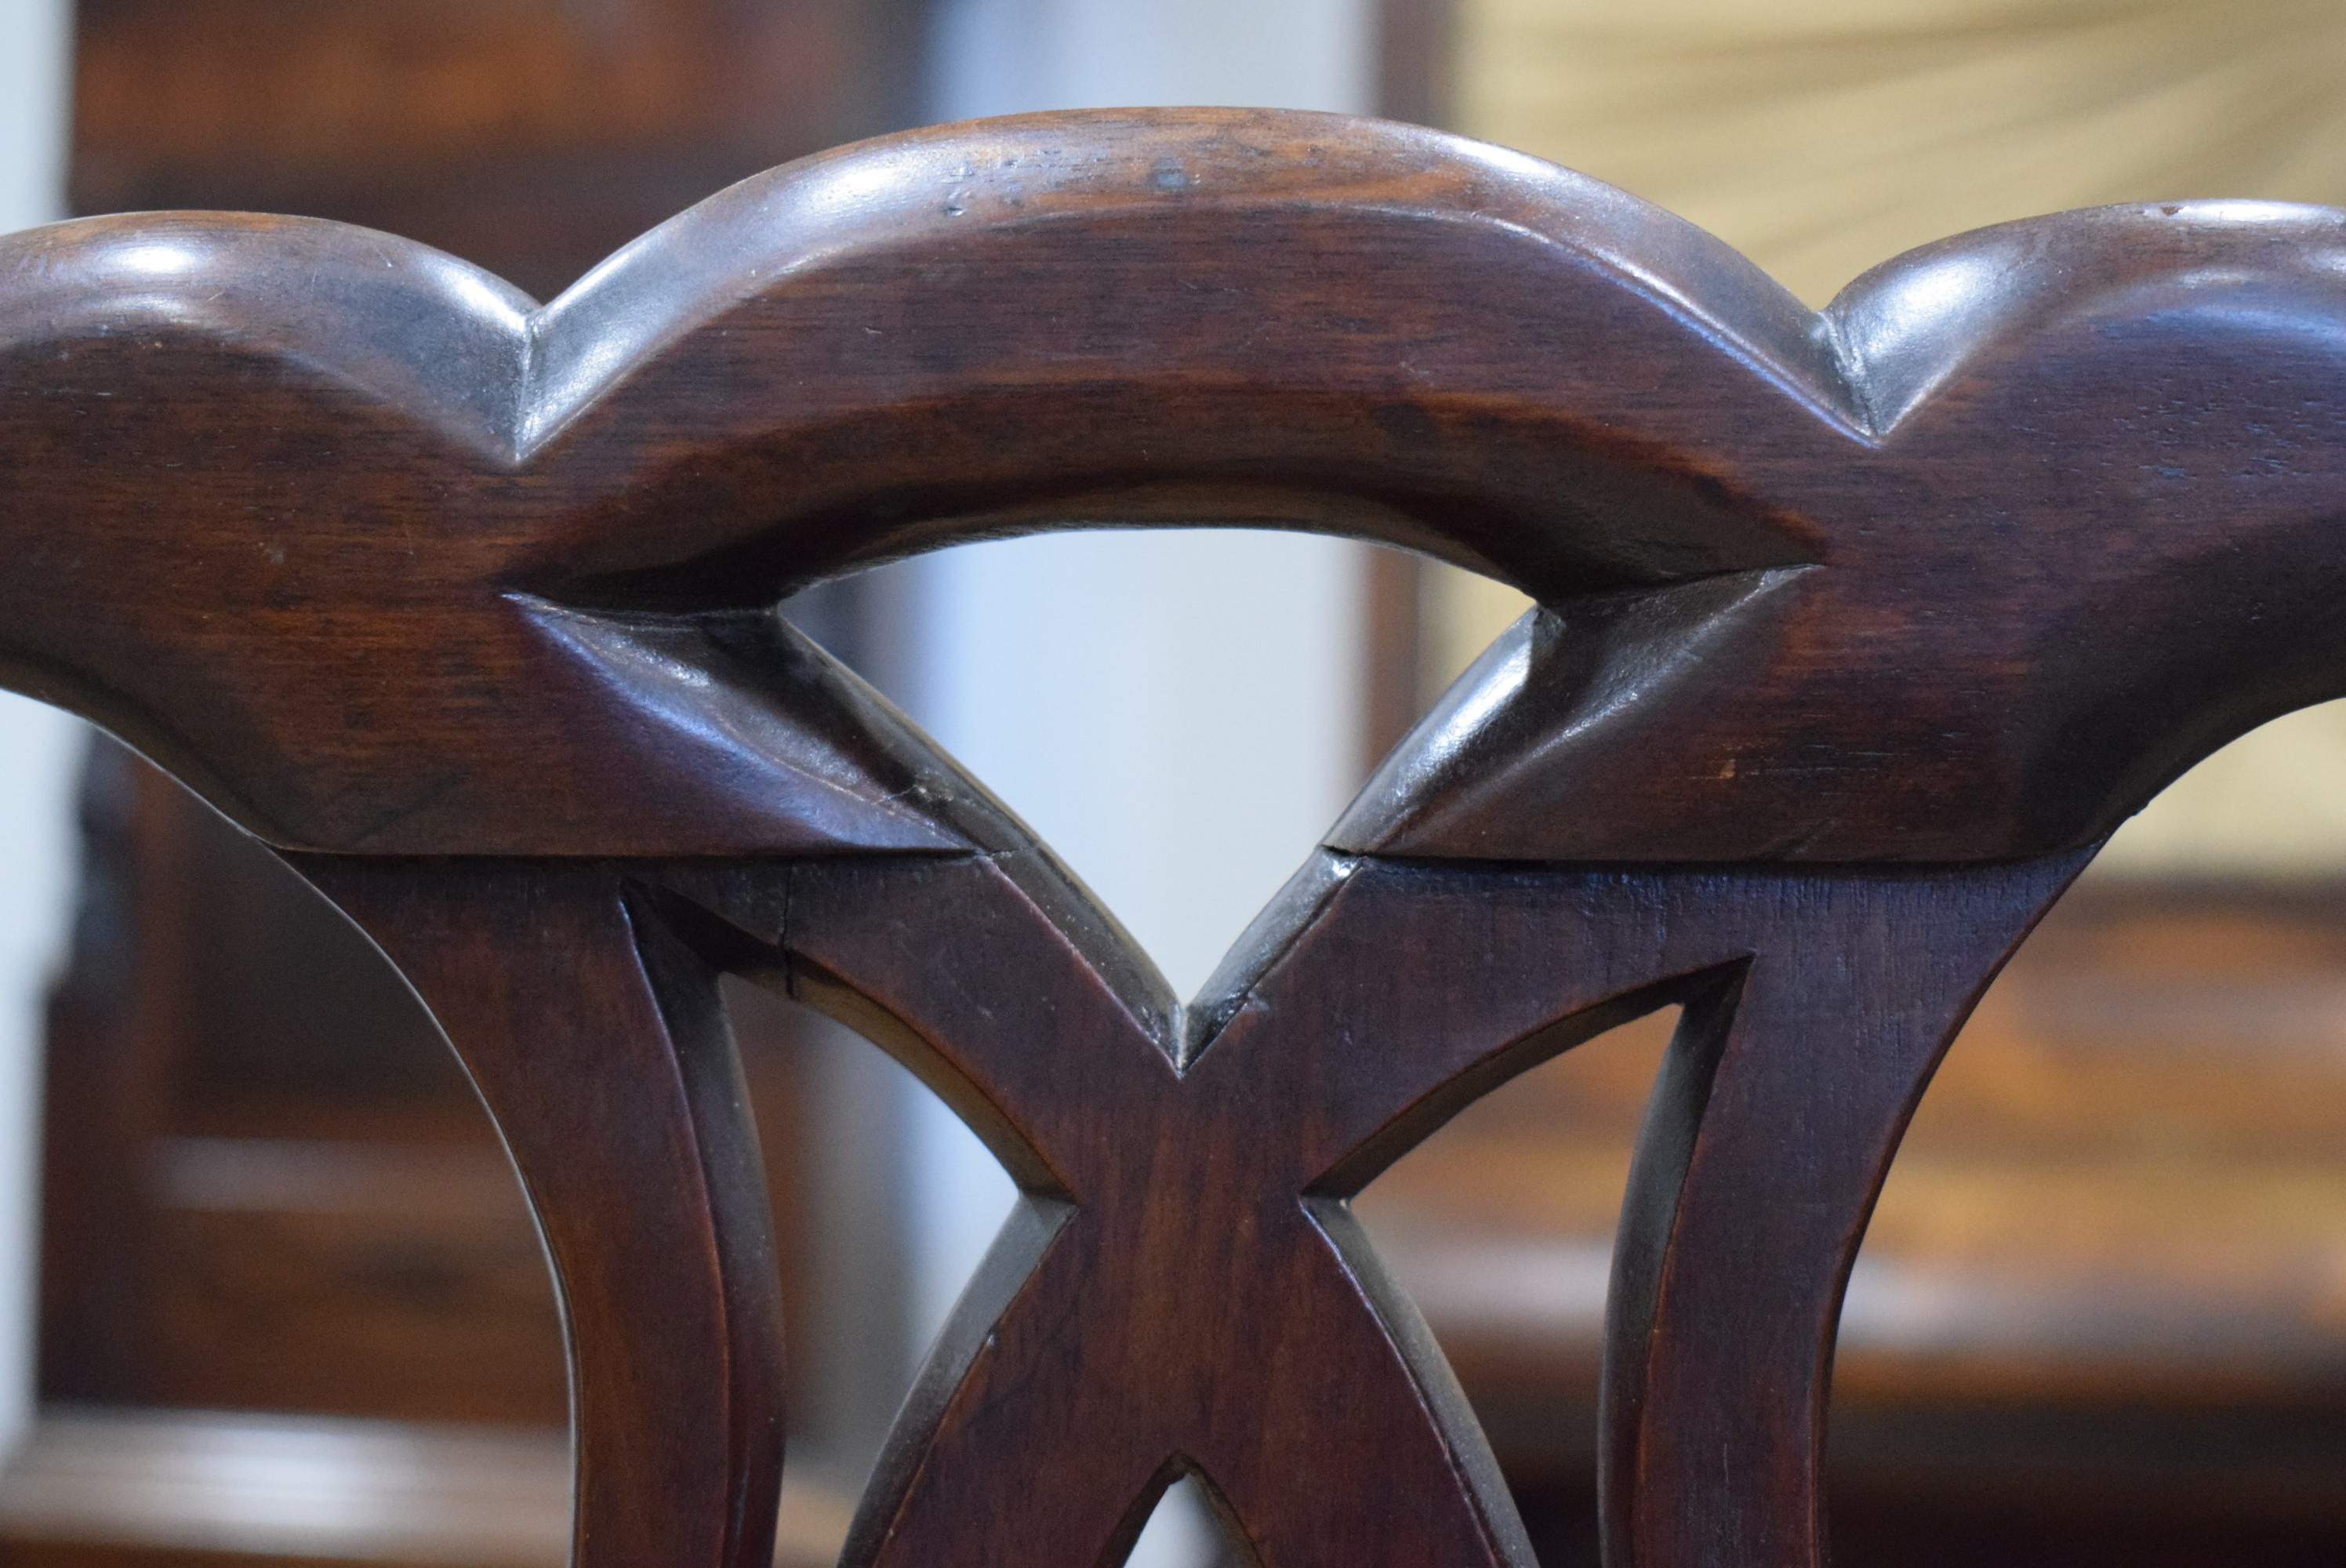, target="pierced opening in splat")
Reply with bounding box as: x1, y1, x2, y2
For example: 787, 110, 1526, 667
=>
783, 528, 1375, 1007
774, 529, 1389, 1568
1119, 1472, 1257, 1568
1353, 1007, 1685, 1568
